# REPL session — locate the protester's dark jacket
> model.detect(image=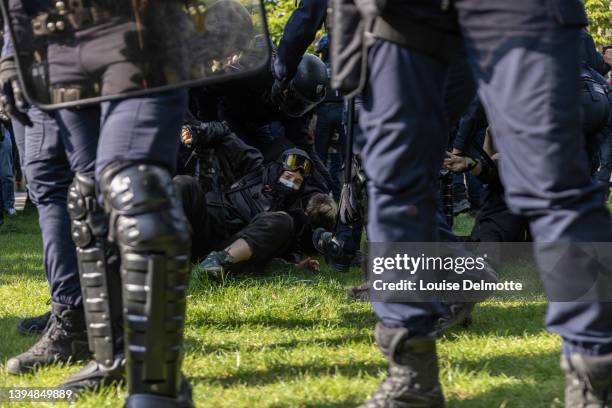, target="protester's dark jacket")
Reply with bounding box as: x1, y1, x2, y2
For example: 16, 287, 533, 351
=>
470, 159, 530, 242
197, 128, 325, 238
